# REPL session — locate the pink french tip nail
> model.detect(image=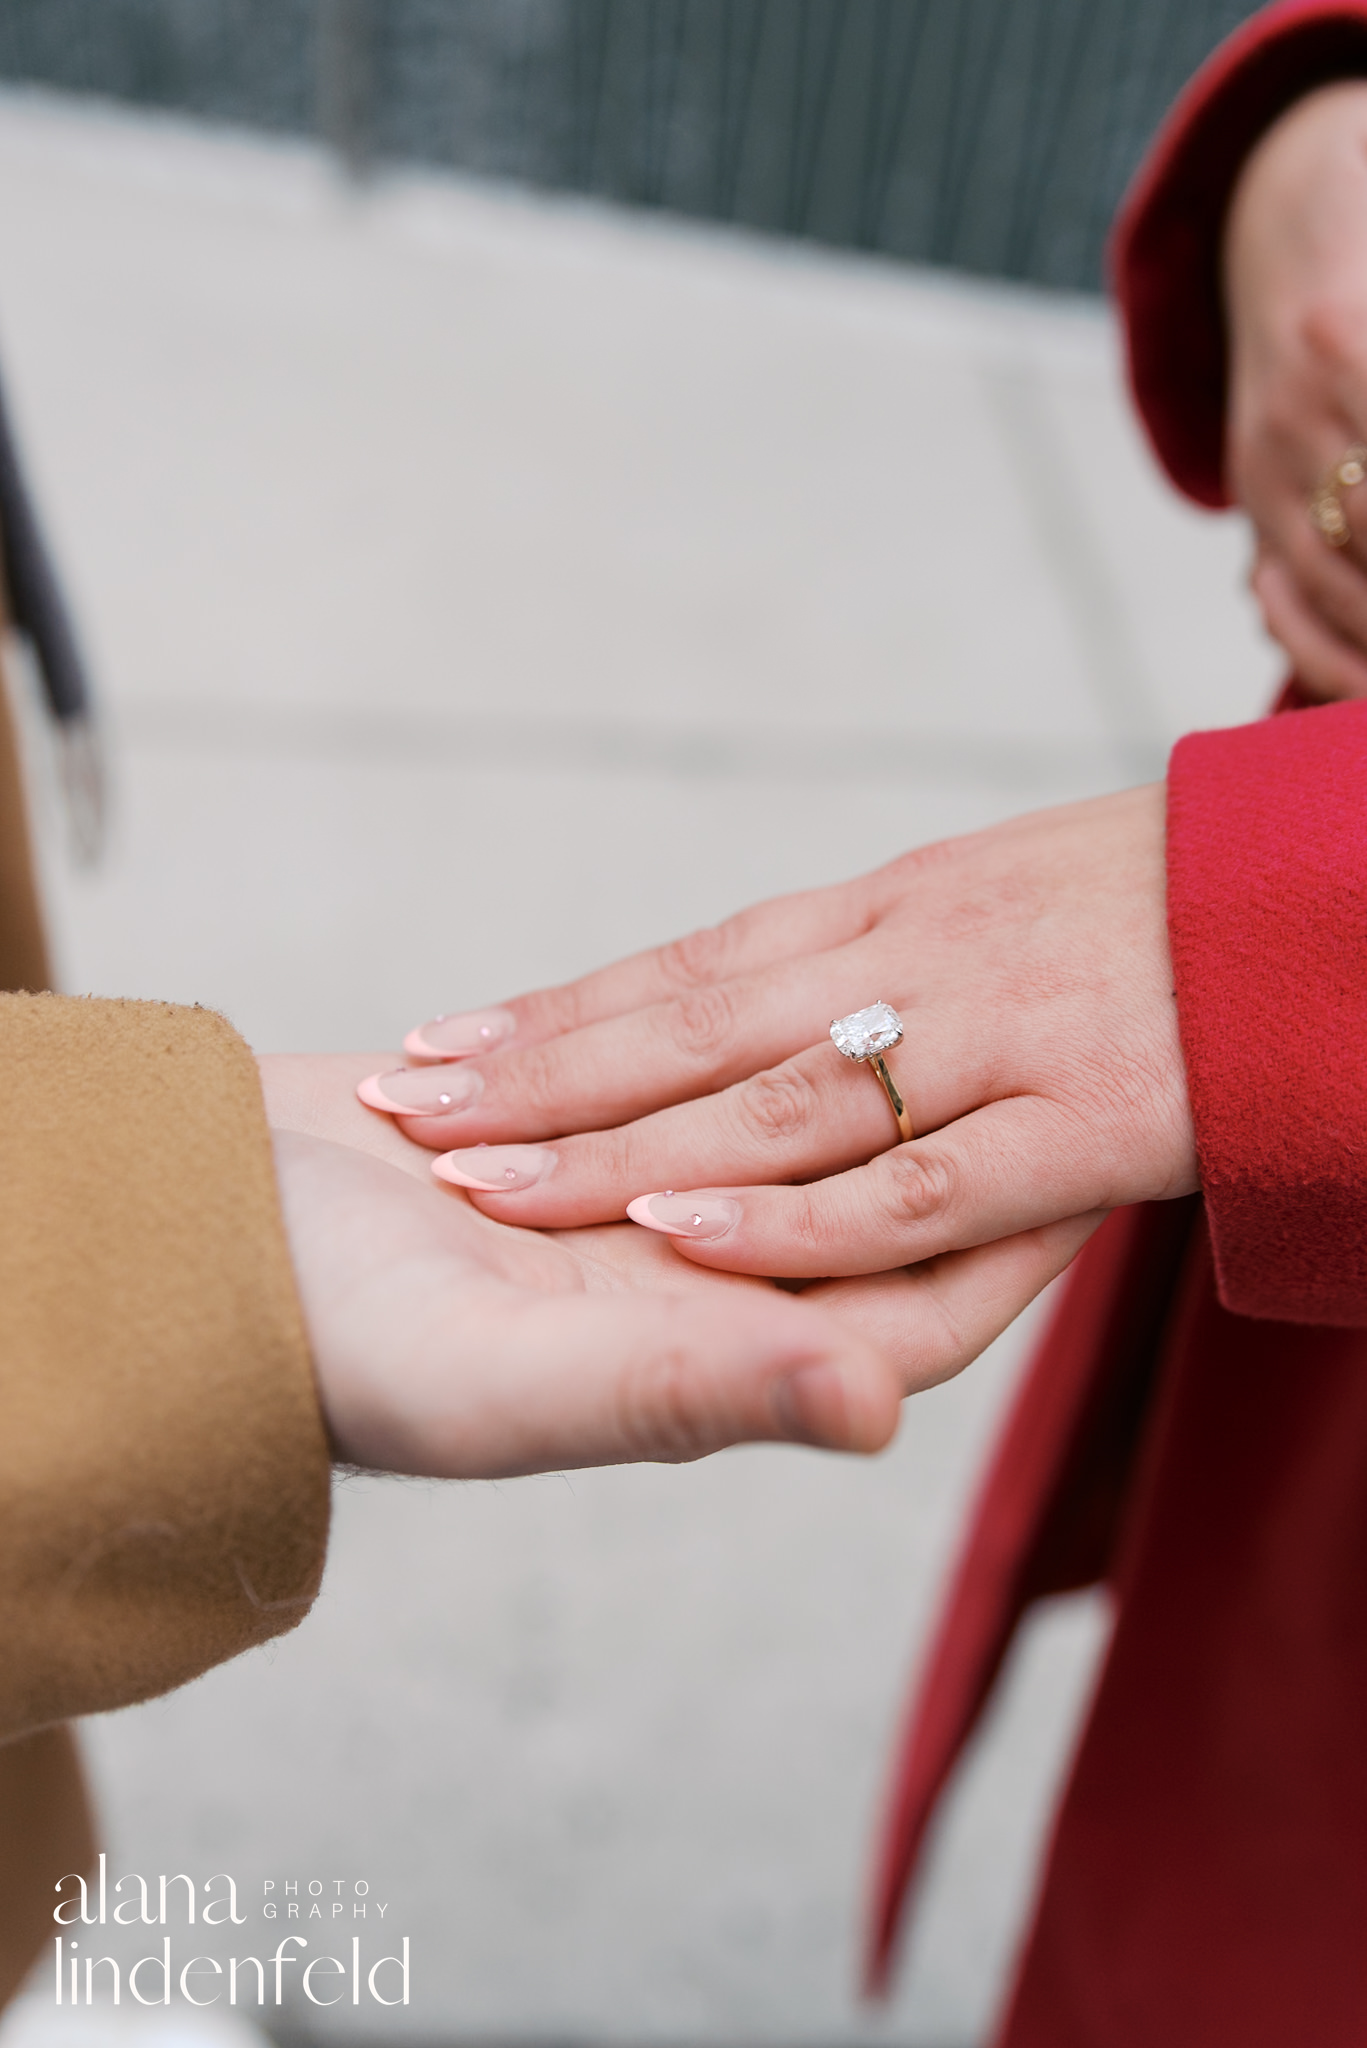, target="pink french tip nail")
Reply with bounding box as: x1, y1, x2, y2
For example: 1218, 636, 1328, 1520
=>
626, 1193, 741, 1241
431, 1145, 556, 1193
356, 1067, 484, 1117
403, 1007, 517, 1062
